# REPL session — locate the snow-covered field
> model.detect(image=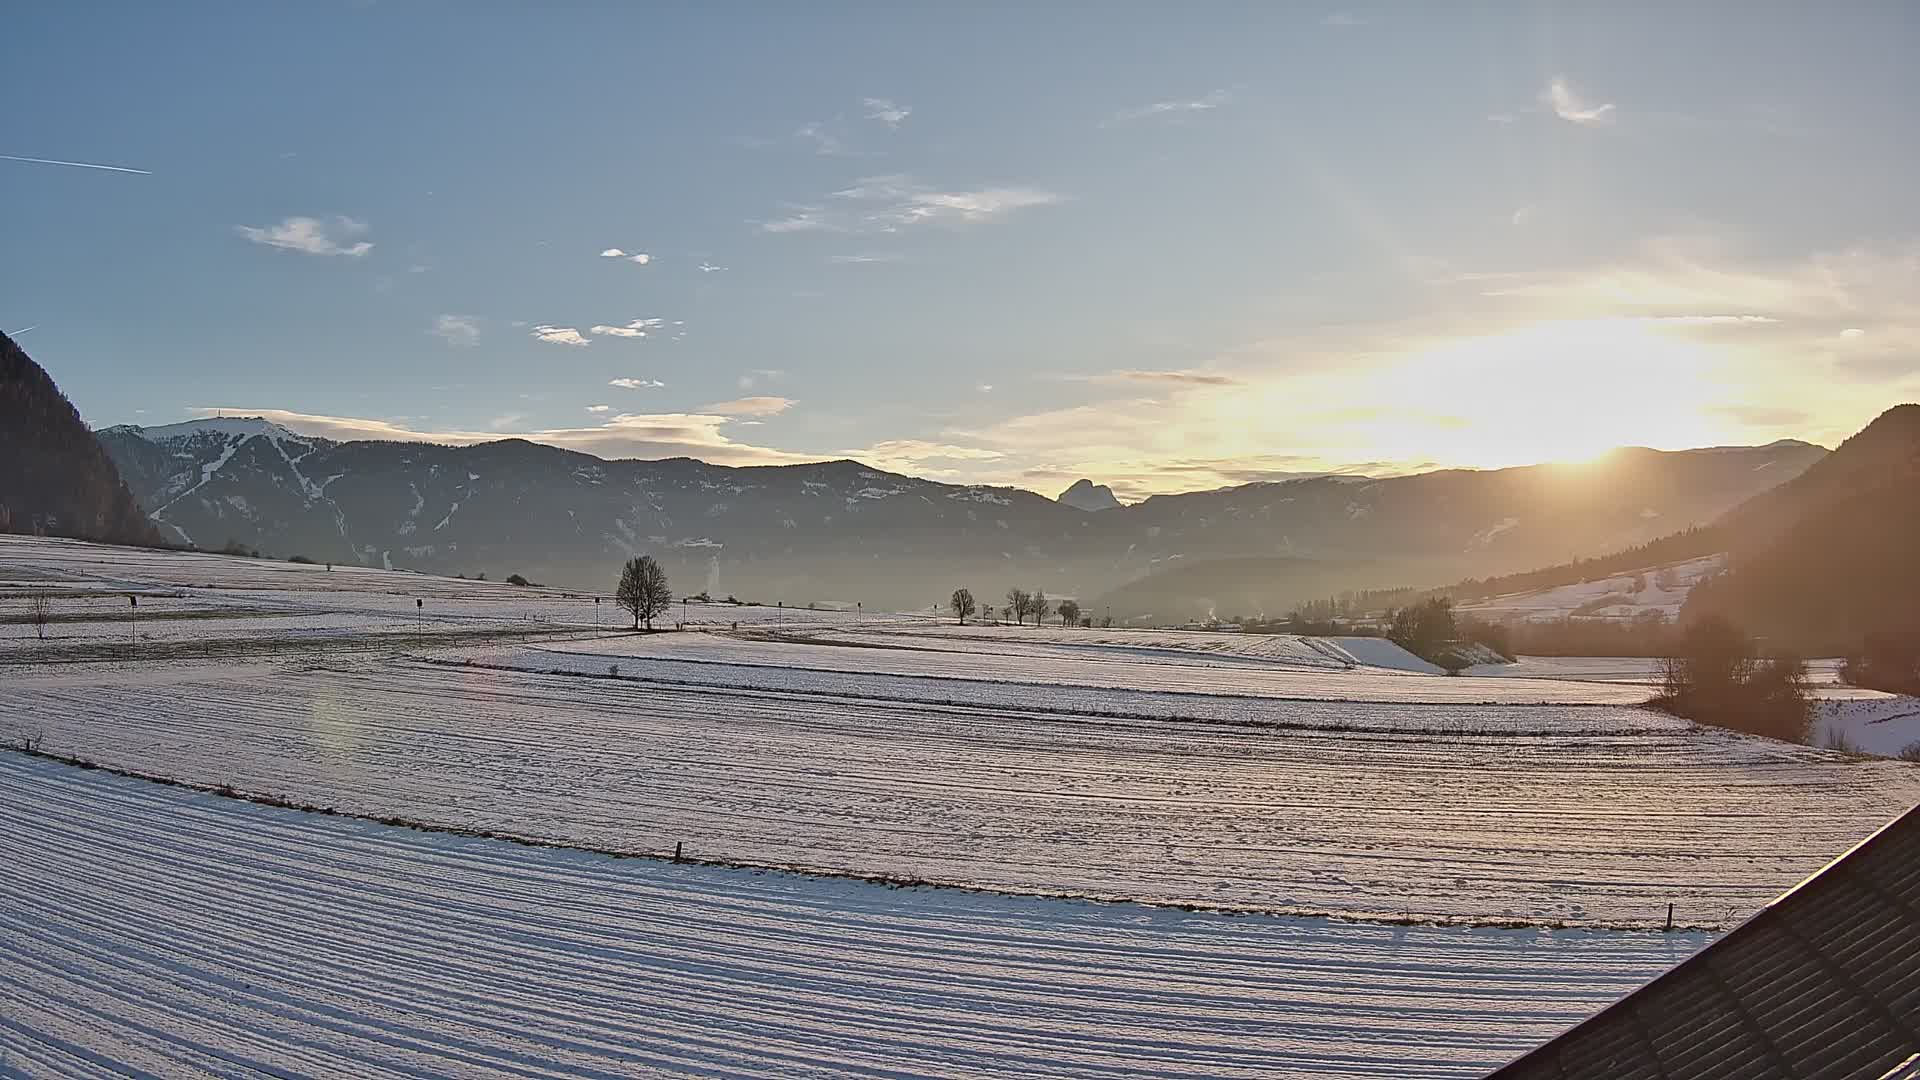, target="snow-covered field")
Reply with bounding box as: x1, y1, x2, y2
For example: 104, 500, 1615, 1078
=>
1814, 695, 1920, 757
6, 533, 1919, 1076
9, 655, 1916, 928
1456, 554, 1726, 625
0, 753, 1709, 1079
570, 631, 1653, 705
